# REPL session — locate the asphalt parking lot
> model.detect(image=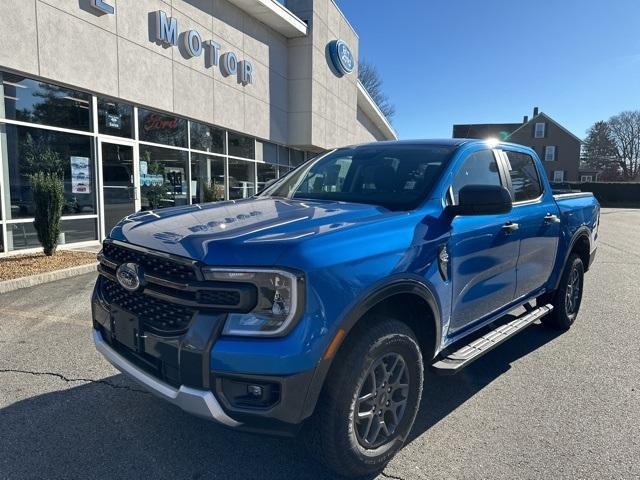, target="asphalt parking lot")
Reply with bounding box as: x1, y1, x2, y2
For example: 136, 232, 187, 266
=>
1, 208, 639, 479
